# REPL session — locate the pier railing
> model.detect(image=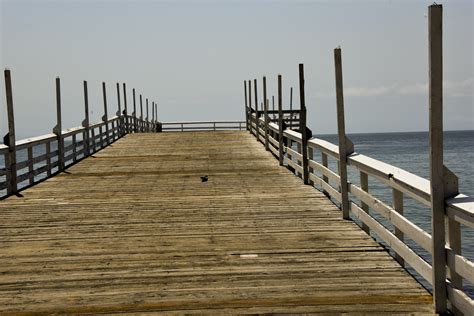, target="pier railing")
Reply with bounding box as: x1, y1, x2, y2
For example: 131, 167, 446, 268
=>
248, 112, 473, 314
161, 121, 245, 132
242, 6, 473, 314
1, 72, 248, 197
